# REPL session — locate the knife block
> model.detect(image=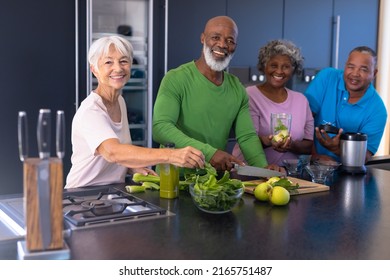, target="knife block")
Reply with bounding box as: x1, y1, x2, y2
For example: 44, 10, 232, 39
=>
23, 158, 64, 252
